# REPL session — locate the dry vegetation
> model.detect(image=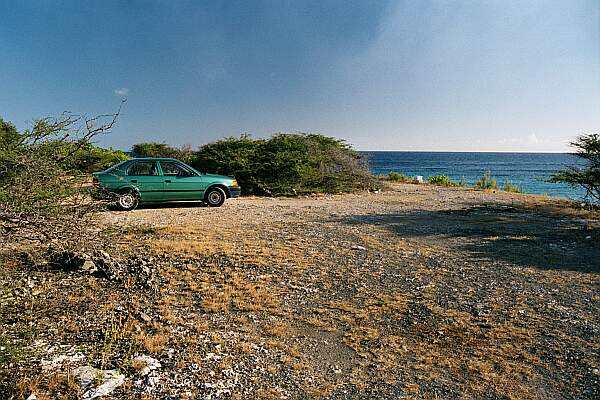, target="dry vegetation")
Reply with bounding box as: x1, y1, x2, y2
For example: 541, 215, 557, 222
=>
1, 183, 599, 399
